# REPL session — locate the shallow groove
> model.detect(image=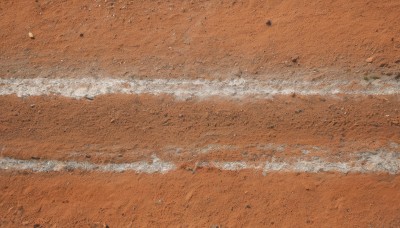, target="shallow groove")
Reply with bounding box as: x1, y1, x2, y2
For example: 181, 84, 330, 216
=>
1, 78, 400, 99
1, 151, 399, 174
